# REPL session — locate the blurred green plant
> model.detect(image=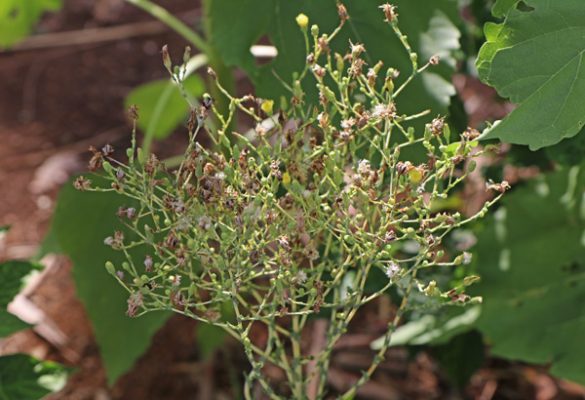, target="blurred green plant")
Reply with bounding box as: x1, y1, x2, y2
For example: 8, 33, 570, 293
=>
0, 0, 62, 49
0, 252, 68, 399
